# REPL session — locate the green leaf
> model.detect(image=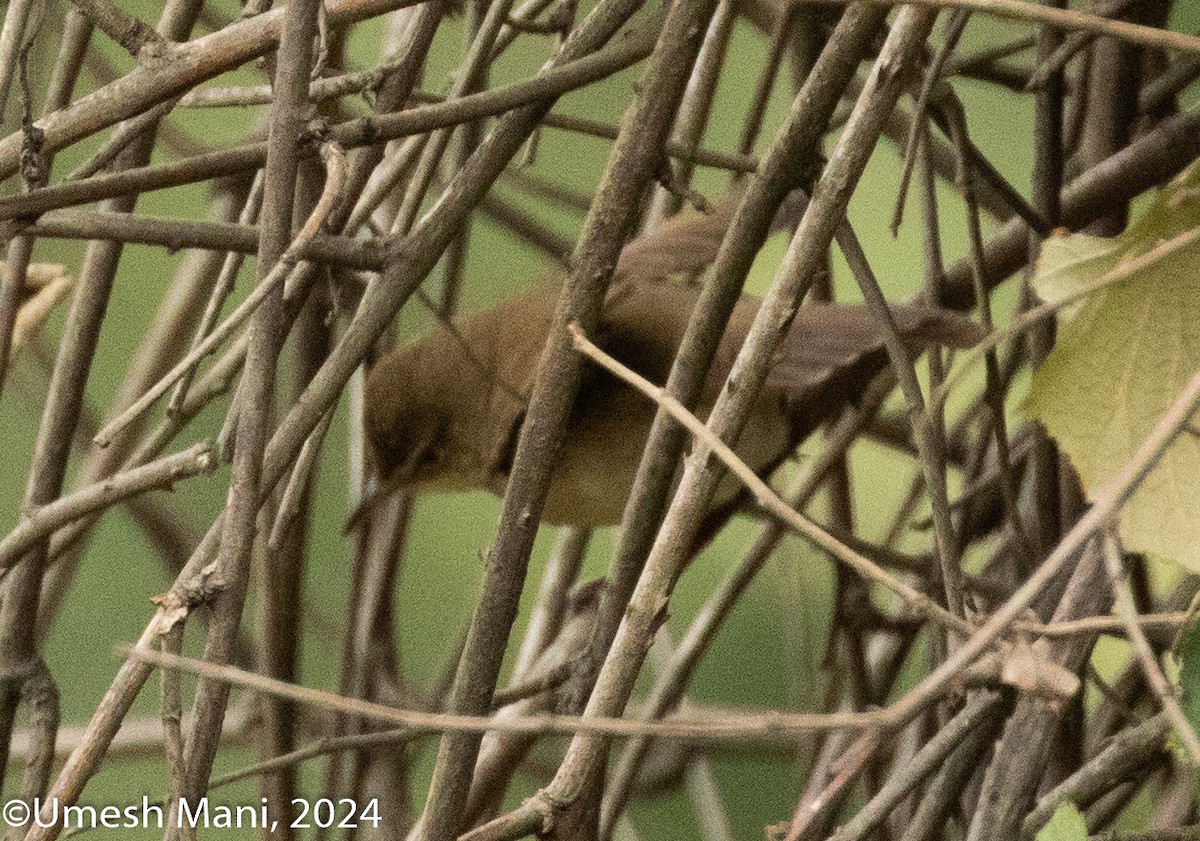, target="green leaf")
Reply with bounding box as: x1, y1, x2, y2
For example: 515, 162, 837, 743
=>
1172, 621, 1200, 763
1026, 162, 1200, 570
1036, 802, 1087, 841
